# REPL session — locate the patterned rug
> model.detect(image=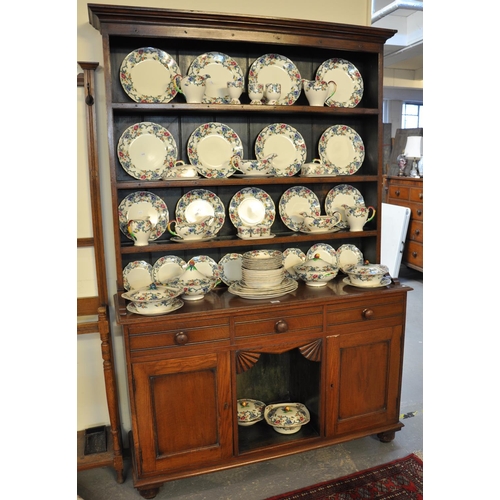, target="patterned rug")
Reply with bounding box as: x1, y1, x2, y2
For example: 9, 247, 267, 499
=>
265, 453, 423, 499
